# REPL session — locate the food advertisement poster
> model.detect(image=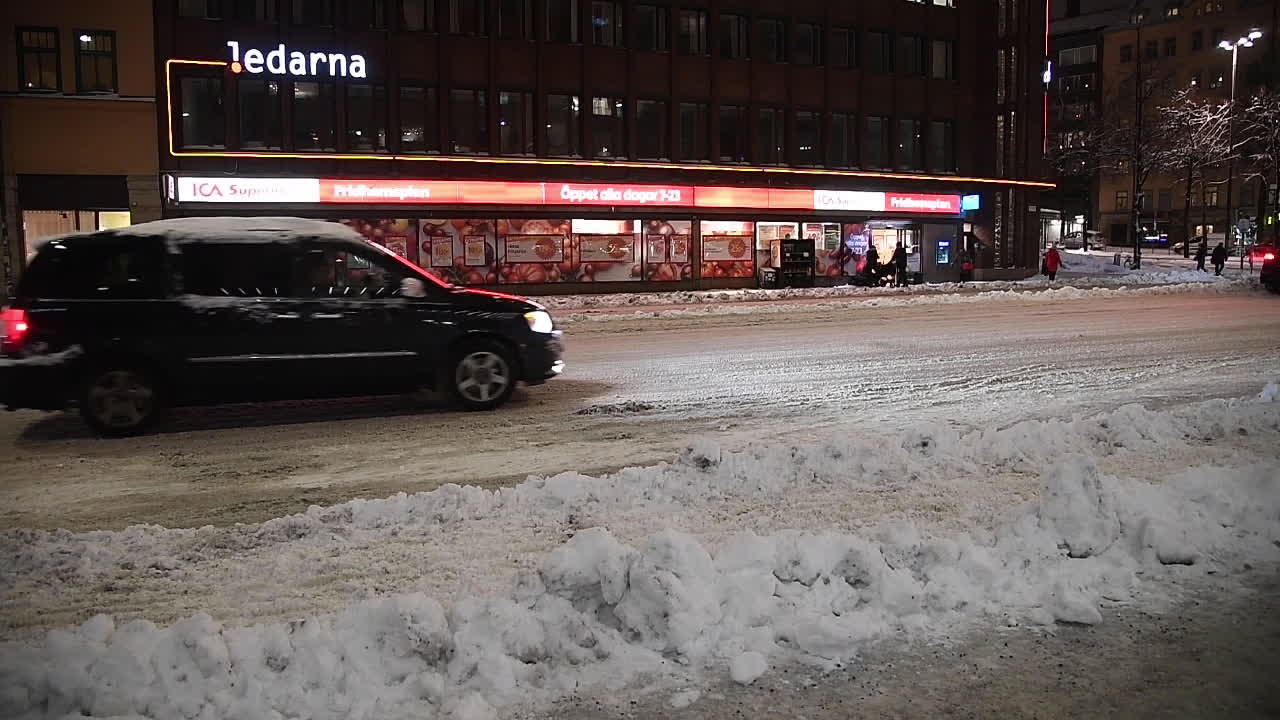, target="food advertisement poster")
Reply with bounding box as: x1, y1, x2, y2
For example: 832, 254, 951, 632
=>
464, 235, 488, 266
642, 220, 692, 282
646, 235, 668, 263
700, 220, 755, 279
430, 236, 454, 267
341, 219, 420, 265
702, 236, 751, 261
419, 219, 498, 285
383, 236, 410, 258
497, 219, 573, 284
580, 235, 635, 263
669, 234, 690, 263
505, 235, 565, 264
